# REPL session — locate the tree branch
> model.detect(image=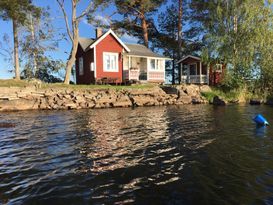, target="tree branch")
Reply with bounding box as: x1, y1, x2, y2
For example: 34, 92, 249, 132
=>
125, 4, 144, 18
56, 0, 73, 42
76, 2, 94, 20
